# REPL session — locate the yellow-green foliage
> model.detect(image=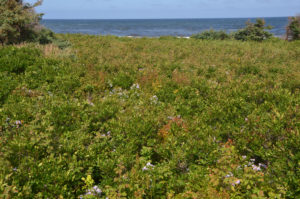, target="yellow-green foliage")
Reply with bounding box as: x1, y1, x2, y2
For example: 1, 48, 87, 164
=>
0, 35, 300, 198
